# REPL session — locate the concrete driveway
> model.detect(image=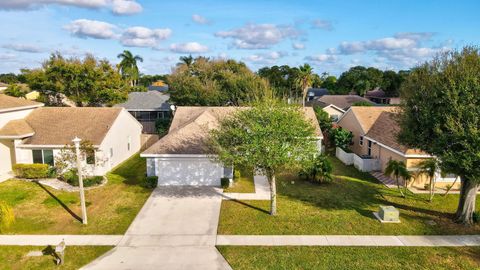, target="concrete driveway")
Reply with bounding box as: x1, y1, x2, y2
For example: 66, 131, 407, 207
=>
82, 186, 231, 270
